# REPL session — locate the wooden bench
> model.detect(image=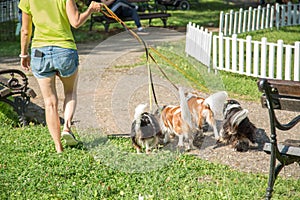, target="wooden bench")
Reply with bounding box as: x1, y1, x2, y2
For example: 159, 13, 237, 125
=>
89, 0, 171, 32
0, 69, 36, 125
258, 79, 300, 200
